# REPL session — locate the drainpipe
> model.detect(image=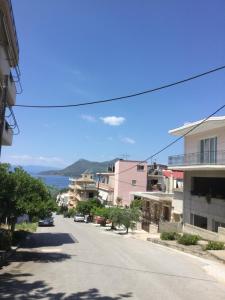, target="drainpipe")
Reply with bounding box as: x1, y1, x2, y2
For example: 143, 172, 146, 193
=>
0, 75, 8, 158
